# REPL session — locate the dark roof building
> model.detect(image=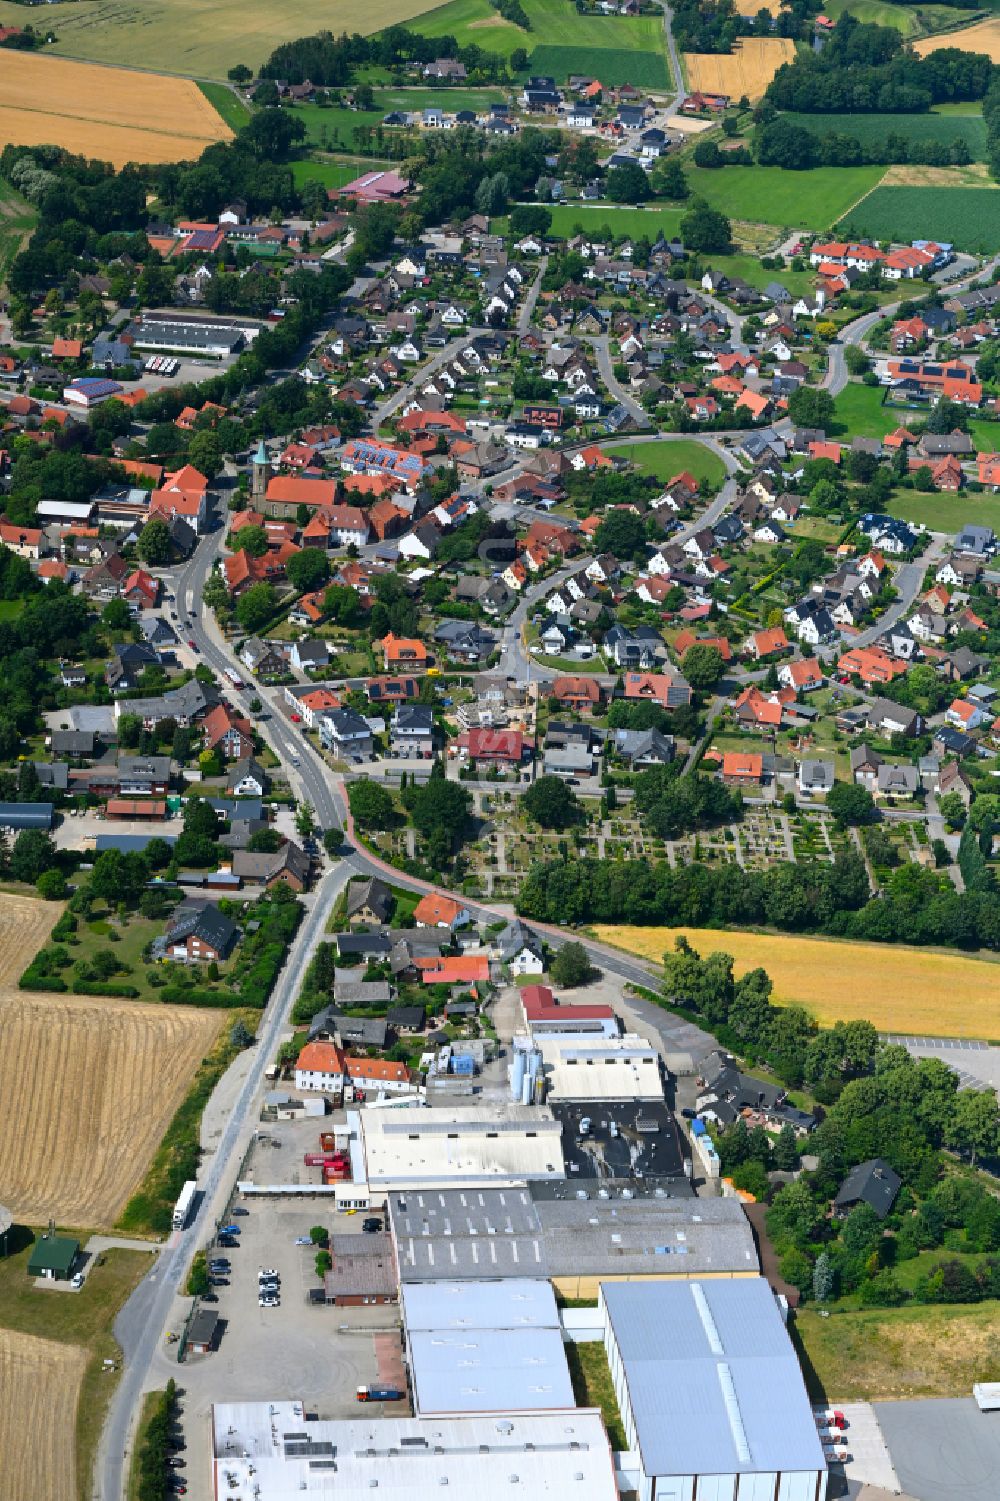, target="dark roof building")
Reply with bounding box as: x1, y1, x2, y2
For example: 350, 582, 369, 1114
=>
834, 1158, 901, 1220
